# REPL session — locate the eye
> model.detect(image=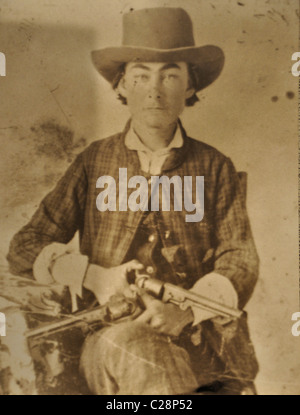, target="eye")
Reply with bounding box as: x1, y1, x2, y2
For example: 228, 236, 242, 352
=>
163, 73, 179, 82
133, 73, 149, 81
